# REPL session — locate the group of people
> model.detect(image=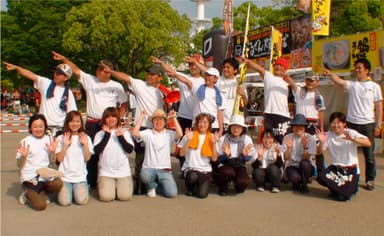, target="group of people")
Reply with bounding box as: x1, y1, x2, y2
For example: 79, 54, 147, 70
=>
3, 51, 382, 210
